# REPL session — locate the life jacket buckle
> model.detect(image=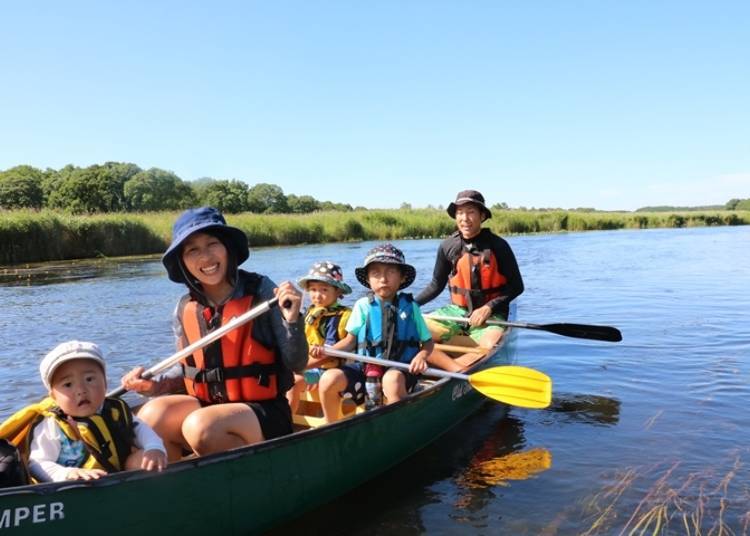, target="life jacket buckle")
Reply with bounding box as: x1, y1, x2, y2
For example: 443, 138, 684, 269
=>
257, 371, 271, 388
204, 367, 224, 383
